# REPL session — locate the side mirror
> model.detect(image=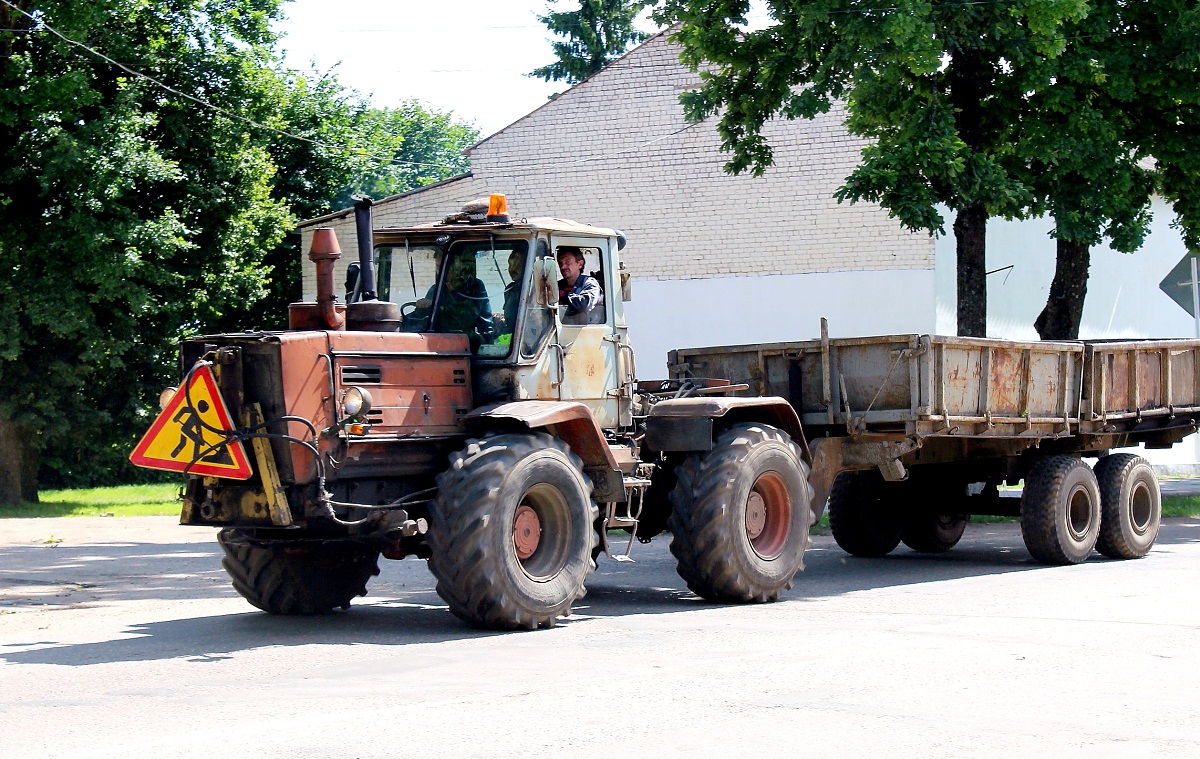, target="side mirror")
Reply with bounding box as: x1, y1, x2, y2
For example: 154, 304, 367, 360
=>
535, 257, 559, 307
620, 262, 632, 302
